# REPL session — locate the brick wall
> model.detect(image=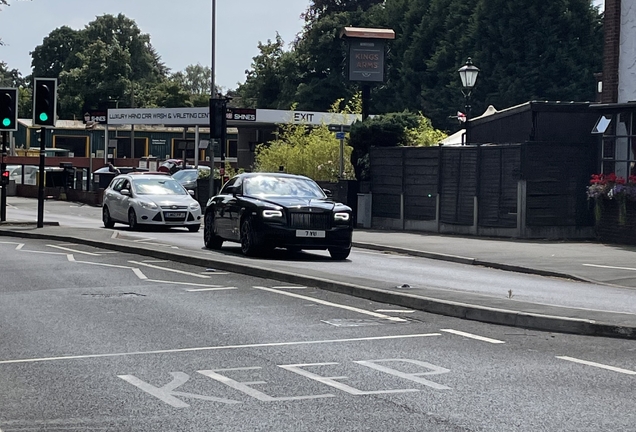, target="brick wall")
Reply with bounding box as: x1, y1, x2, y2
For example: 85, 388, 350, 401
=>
602, 0, 621, 103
